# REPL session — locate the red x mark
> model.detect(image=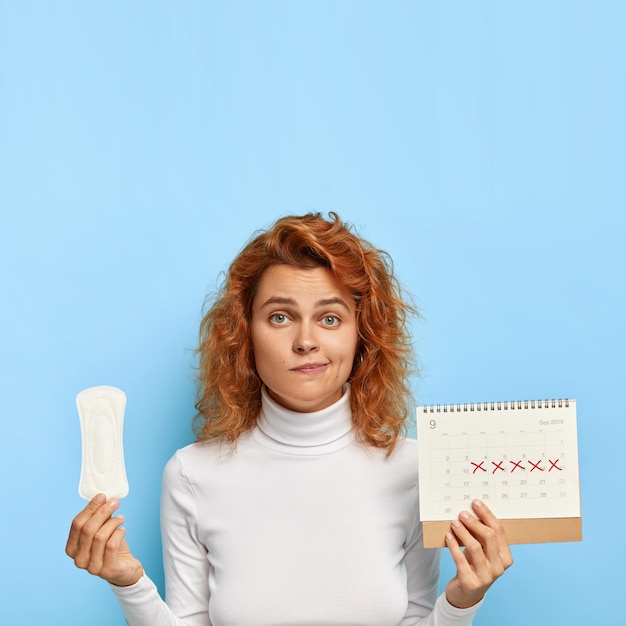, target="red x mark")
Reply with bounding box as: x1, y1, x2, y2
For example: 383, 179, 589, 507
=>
510, 460, 525, 472
471, 461, 487, 474
492, 461, 505, 474
548, 459, 563, 471
529, 460, 544, 472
